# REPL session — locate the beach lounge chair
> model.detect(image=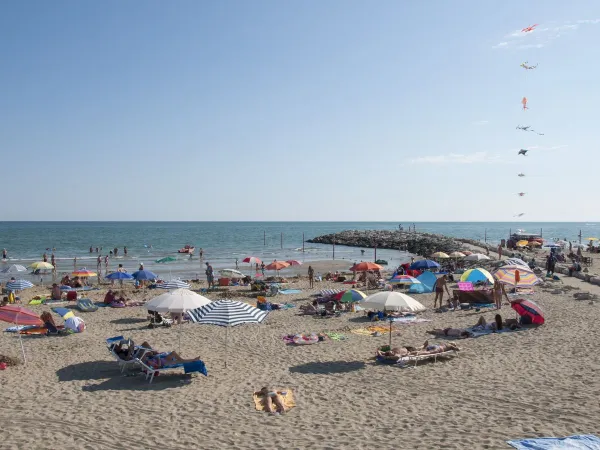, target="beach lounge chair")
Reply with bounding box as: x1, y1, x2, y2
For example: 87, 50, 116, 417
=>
77, 298, 98, 312
377, 348, 459, 367
136, 357, 208, 384
148, 311, 173, 328
106, 336, 153, 373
